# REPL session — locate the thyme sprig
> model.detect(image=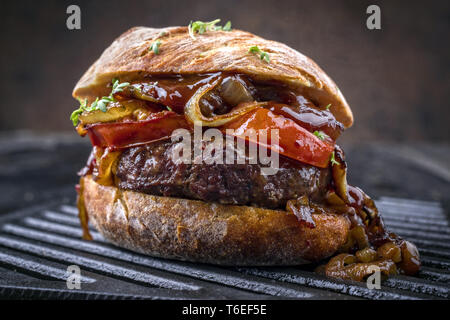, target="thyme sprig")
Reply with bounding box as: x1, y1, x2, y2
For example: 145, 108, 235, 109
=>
188, 19, 232, 39
149, 39, 161, 54
330, 151, 339, 166
313, 131, 329, 141
249, 45, 270, 63
70, 79, 129, 126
